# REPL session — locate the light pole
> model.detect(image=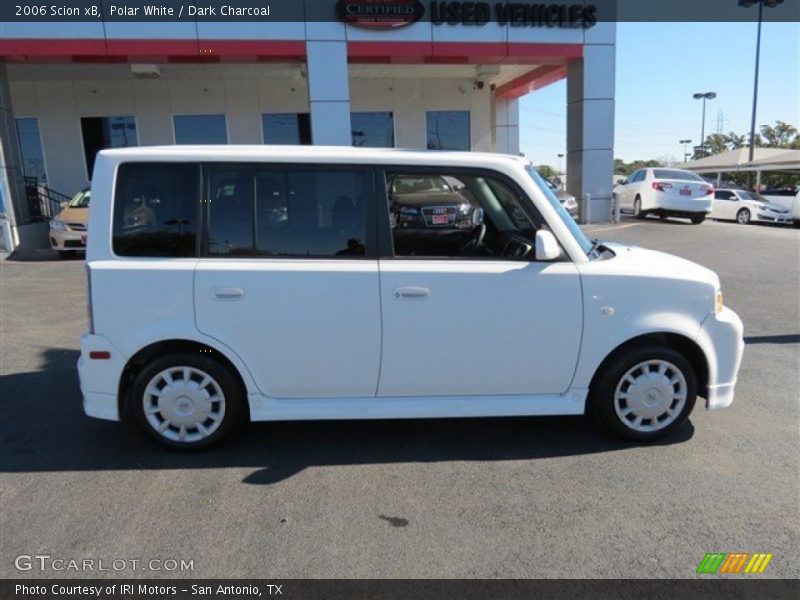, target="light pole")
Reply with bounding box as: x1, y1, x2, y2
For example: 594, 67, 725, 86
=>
740, 0, 783, 162
557, 153, 564, 174
680, 139, 692, 162
692, 92, 716, 156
